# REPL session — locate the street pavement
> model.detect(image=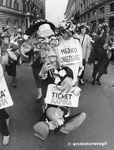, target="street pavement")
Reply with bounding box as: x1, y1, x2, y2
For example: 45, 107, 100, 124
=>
0, 62, 114, 150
